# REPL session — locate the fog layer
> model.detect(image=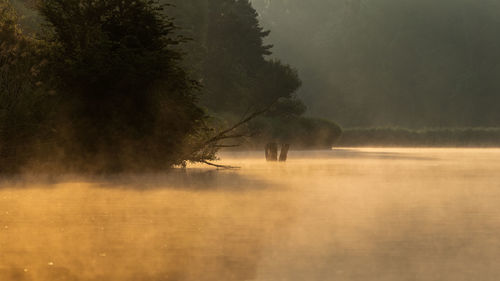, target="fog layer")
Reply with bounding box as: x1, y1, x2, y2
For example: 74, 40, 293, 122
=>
2, 149, 500, 280
252, 0, 500, 127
